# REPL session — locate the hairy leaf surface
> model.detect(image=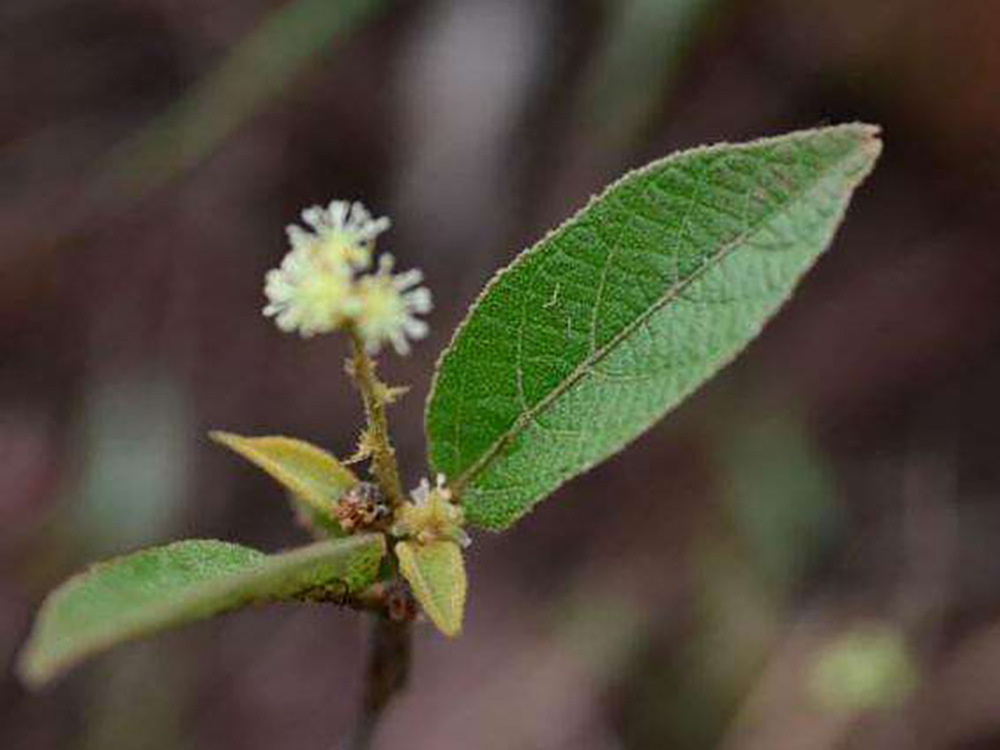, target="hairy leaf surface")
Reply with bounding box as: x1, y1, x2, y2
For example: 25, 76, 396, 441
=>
396, 540, 466, 638
19, 535, 385, 687
211, 432, 356, 534
425, 125, 881, 530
